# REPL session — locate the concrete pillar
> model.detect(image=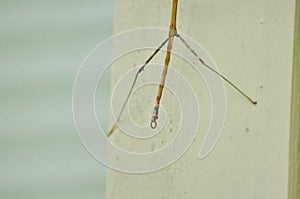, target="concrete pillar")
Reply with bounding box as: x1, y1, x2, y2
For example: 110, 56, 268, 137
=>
107, 0, 298, 198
